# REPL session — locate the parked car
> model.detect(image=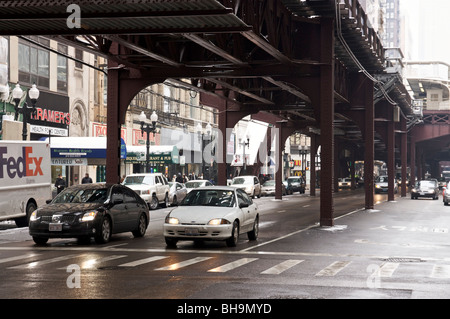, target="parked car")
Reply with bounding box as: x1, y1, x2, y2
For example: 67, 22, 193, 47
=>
374, 175, 398, 194
163, 186, 259, 247
168, 182, 187, 206
185, 180, 213, 193
286, 176, 305, 194
230, 175, 261, 198
411, 179, 439, 200
261, 180, 286, 196
443, 182, 450, 205
122, 173, 170, 210
29, 183, 150, 245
